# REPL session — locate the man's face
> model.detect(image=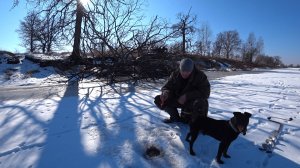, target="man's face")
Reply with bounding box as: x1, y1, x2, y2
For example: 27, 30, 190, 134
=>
180, 71, 192, 79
